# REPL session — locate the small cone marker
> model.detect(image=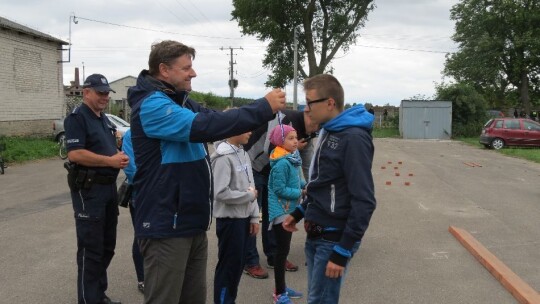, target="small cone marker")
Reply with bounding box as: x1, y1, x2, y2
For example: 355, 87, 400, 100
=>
387, 161, 392, 164
408, 173, 414, 176
394, 167, 398, 170
404, 182, 411, 186
398, 161, 403, 164
385, 181, 391, 185
395, 172, 400, 176
381, 166, 386, 169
